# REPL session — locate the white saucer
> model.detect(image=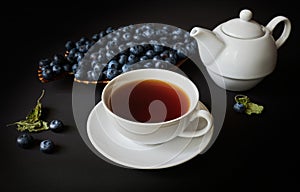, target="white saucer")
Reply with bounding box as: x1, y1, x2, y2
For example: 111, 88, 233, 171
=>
87, 101, 214, 169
